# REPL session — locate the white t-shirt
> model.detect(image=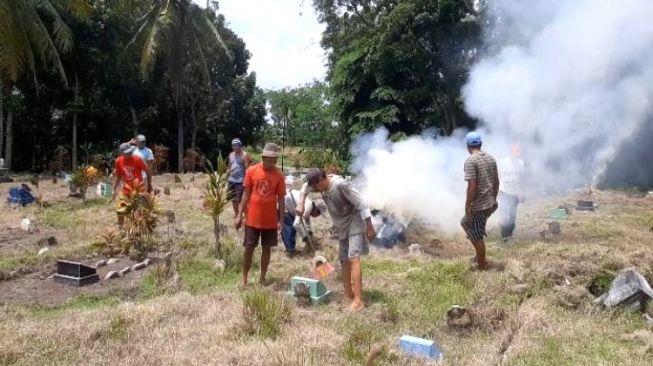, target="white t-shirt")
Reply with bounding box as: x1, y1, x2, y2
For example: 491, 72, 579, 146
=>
134, 147, 154, 179
285, 189, 314, 238
498, 156, 524, 195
